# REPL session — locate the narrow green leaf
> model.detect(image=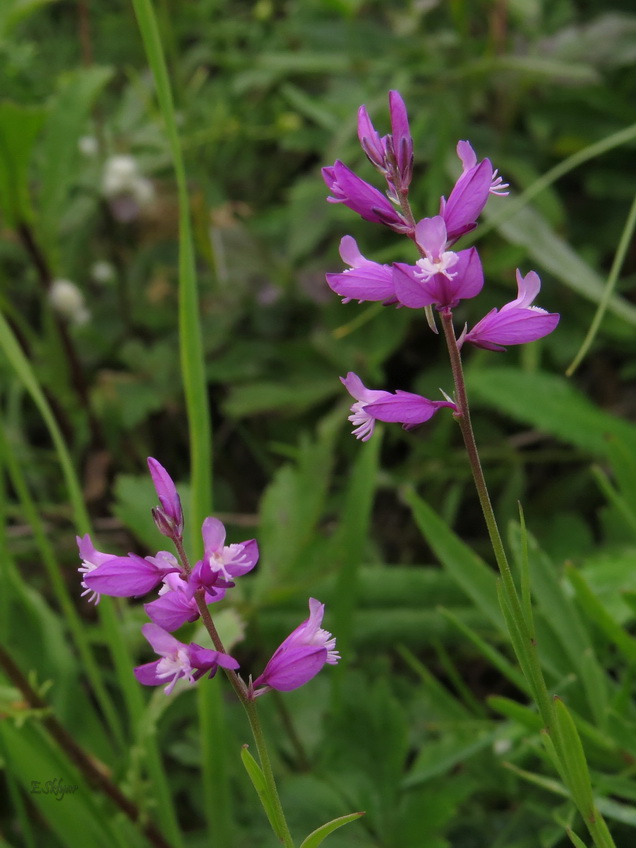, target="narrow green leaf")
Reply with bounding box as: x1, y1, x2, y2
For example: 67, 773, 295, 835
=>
568, 828, 590, 848
552, 697, 595, 816
330, 429, 381, 693
0, 102, 45, 226
403, 487, 503, 631
567, 187, 636, 374
488, 696, 543, 732
240, 745, 284, 840
299, 812, 365, 848
440, 608, 527, 693
467, 368, 636, 457
0, 0, 60, 37
515, 505, 534, 633
566, 564, 636, 663
198, 684, 234, 848
131, 0, 212, 551
510, 524, 608, 727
